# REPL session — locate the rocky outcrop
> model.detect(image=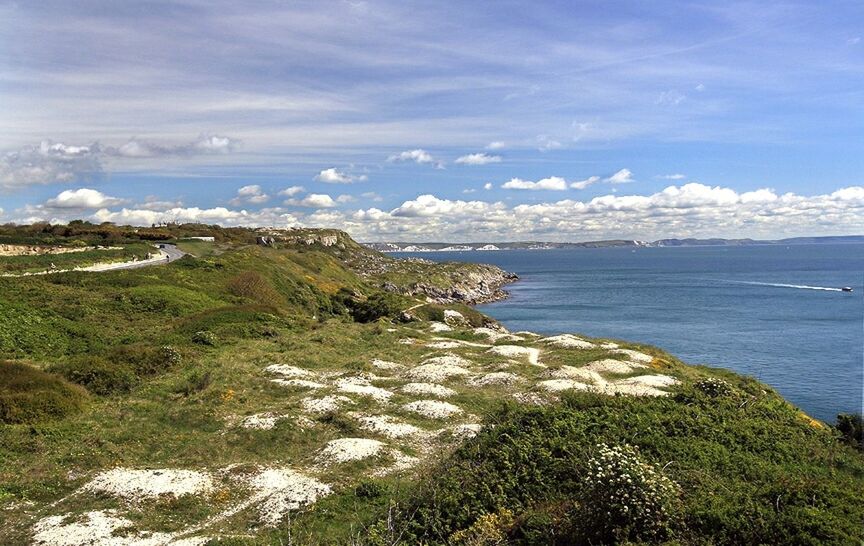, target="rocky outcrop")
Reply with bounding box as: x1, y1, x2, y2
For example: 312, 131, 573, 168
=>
383, 266, 518, 305
0, 244, 121, 256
